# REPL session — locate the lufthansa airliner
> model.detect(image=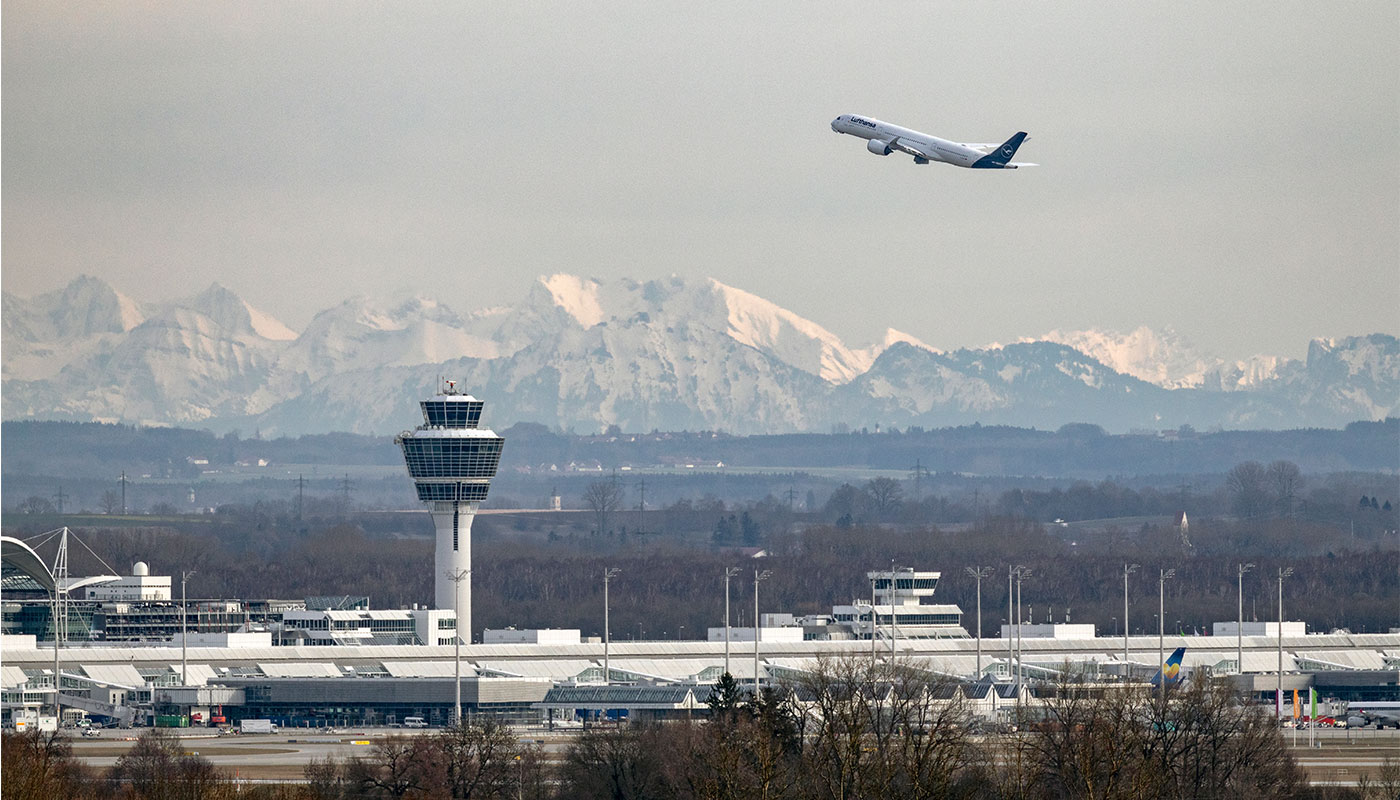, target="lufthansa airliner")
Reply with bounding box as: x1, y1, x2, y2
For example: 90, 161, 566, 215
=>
832, 114, 1037, 169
